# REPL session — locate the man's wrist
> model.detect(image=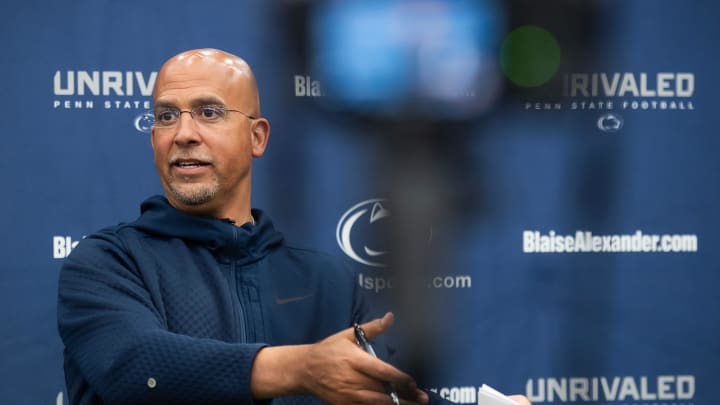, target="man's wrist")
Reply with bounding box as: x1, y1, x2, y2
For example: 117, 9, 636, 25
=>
250, 344, 311, 399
